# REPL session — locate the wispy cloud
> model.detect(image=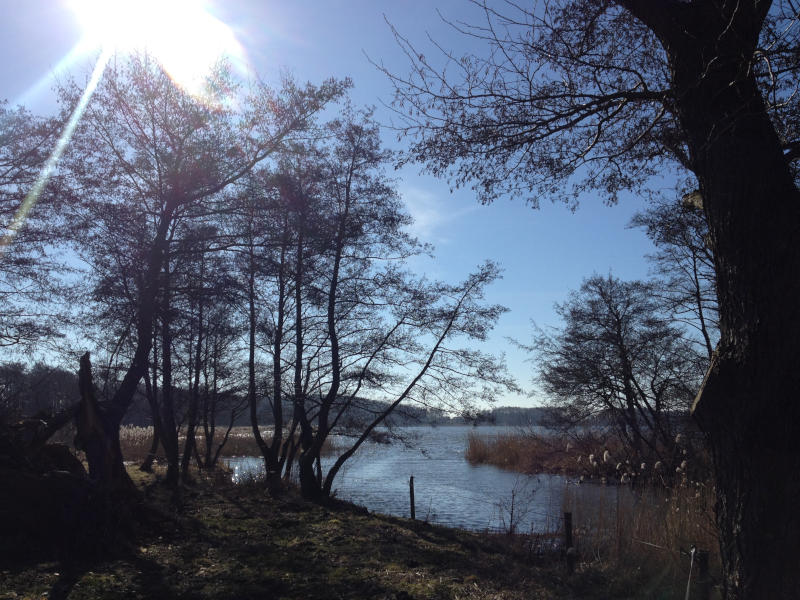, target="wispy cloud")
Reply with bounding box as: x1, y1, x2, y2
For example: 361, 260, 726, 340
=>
401, 185, 477, 244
